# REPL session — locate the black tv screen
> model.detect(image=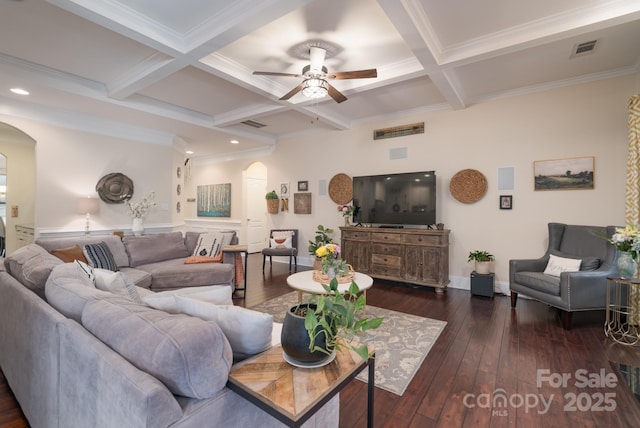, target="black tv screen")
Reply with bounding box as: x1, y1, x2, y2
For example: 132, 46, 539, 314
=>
352, 171, 436, 226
